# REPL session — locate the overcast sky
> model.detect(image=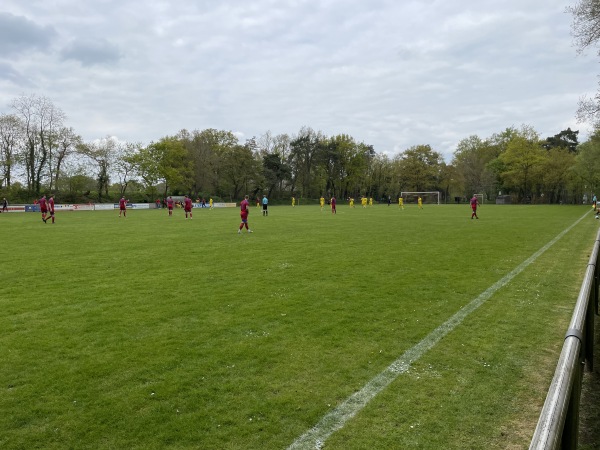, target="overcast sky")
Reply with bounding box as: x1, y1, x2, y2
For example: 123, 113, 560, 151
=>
0, 0, 597, 161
